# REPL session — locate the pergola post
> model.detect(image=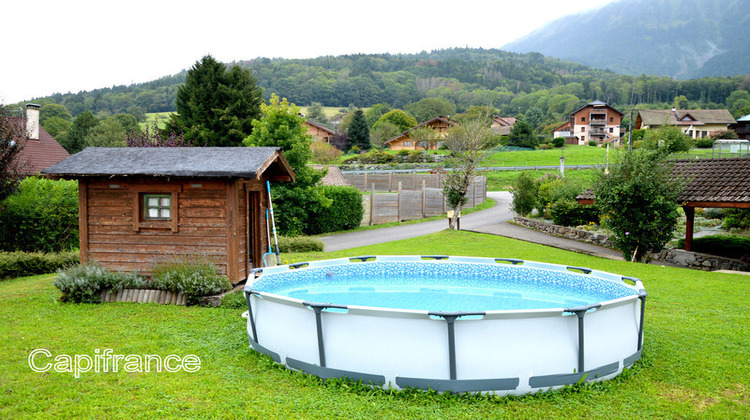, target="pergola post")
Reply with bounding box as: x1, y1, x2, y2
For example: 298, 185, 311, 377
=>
683, 206, 695, 251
